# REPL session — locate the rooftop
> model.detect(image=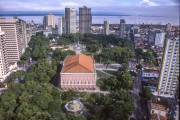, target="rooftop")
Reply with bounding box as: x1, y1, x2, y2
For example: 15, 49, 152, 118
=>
151, 103, 168, 111
61, 54, 95, 73
151, 113, 168, 120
